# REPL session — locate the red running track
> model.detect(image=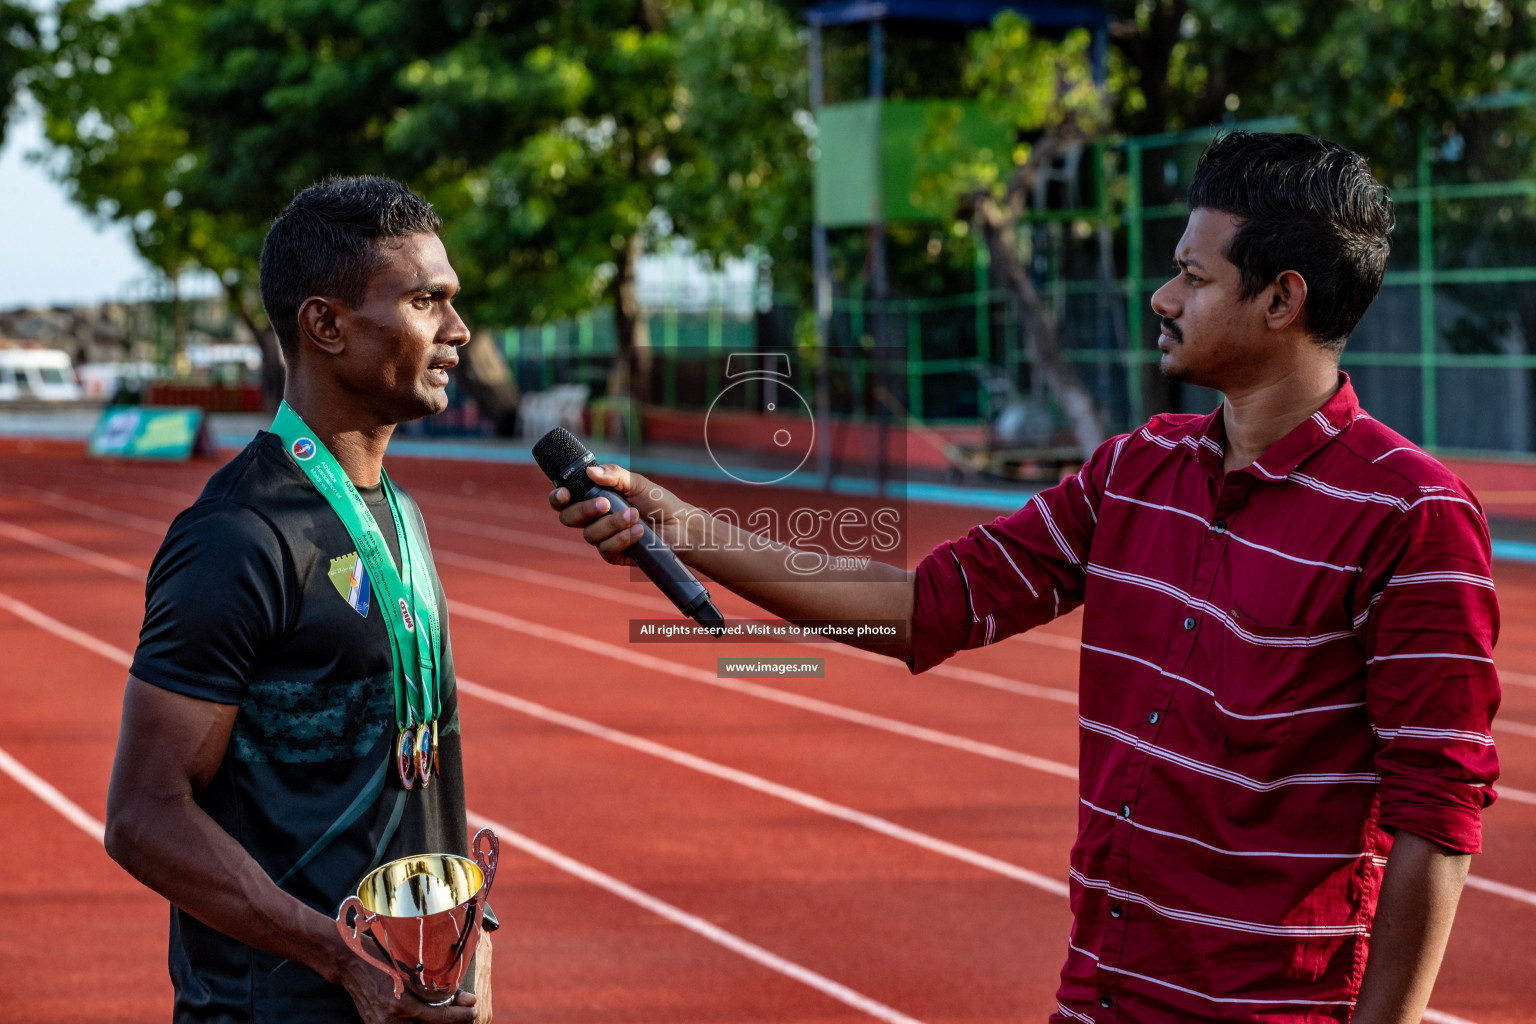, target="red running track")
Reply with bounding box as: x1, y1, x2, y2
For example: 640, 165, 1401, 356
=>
2, 437, 1535, 1023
